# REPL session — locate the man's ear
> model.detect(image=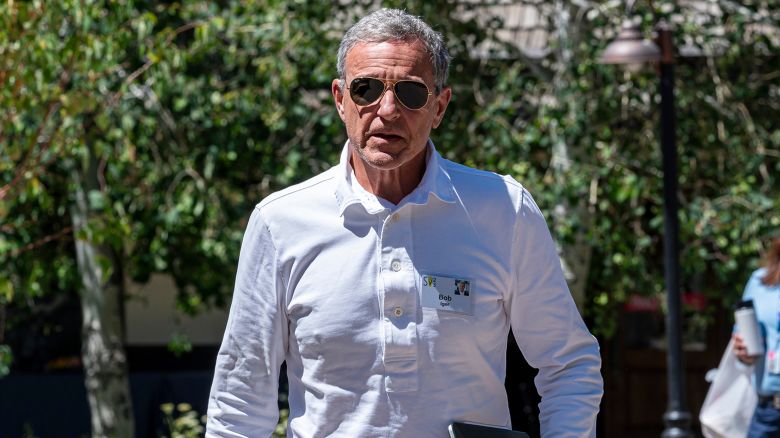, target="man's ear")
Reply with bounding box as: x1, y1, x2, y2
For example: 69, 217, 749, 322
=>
332, 78, 347, 122
431, 86, 452, 129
